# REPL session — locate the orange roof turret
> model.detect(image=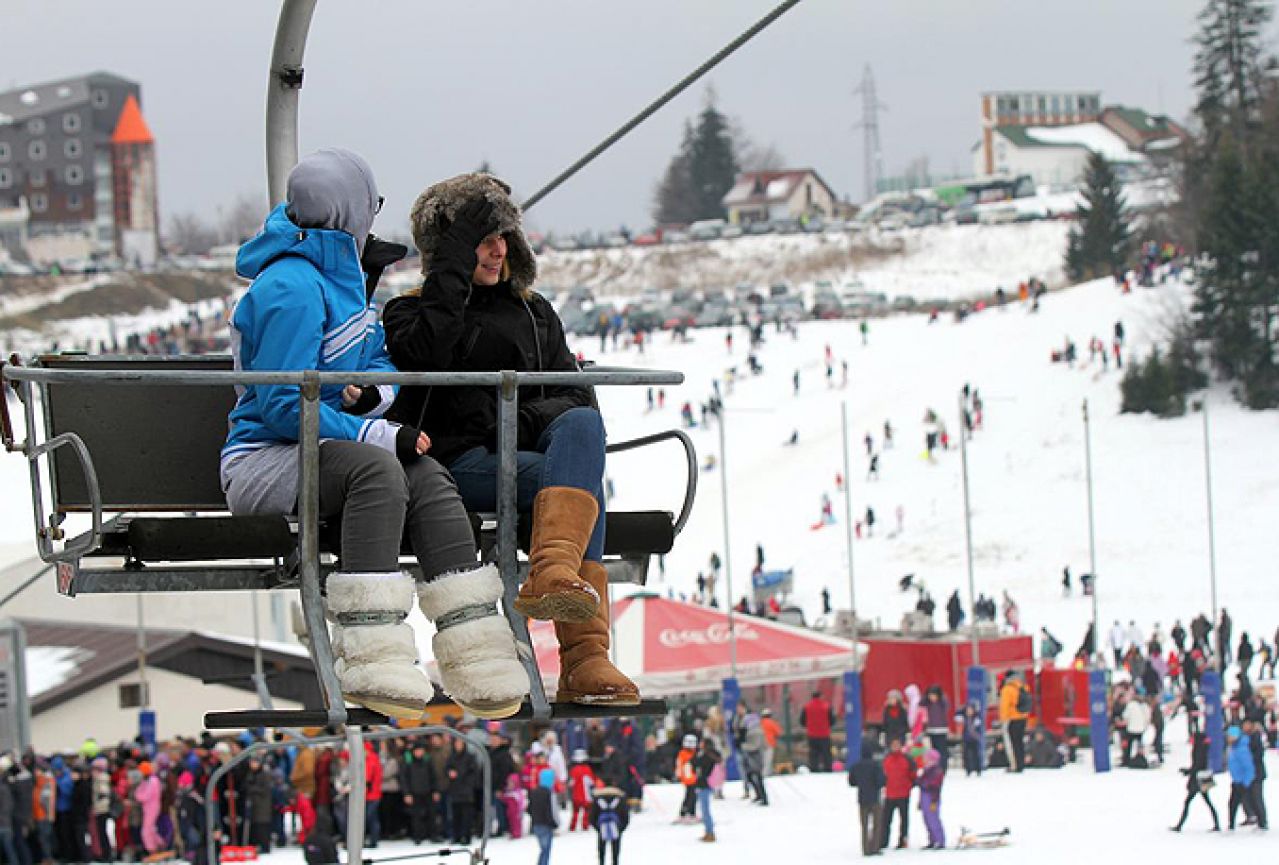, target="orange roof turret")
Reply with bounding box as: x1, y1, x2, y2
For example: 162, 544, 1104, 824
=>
111, 94, 154, 145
